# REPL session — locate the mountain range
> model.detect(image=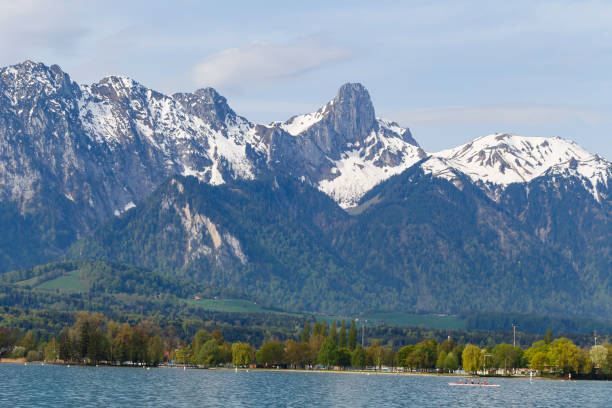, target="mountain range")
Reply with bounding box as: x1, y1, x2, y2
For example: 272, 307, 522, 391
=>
1, 60, 611, 318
